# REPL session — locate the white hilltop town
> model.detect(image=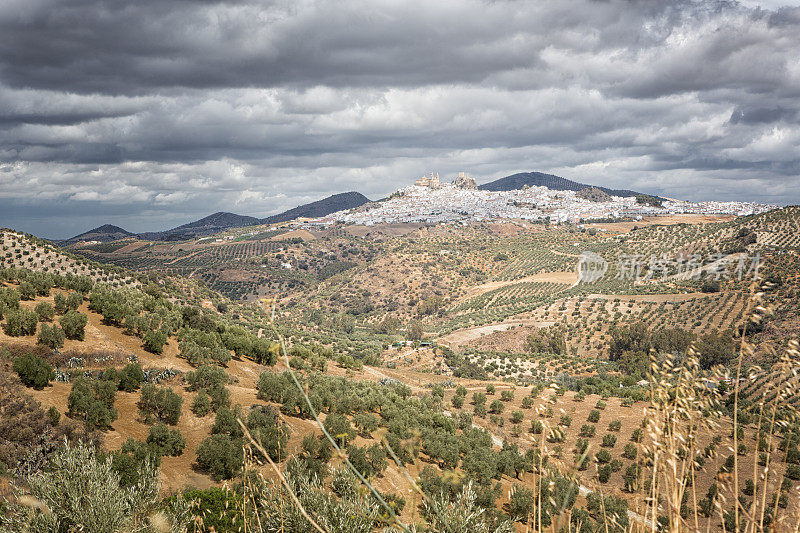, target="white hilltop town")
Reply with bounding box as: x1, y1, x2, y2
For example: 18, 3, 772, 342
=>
303, 172, 777, 227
